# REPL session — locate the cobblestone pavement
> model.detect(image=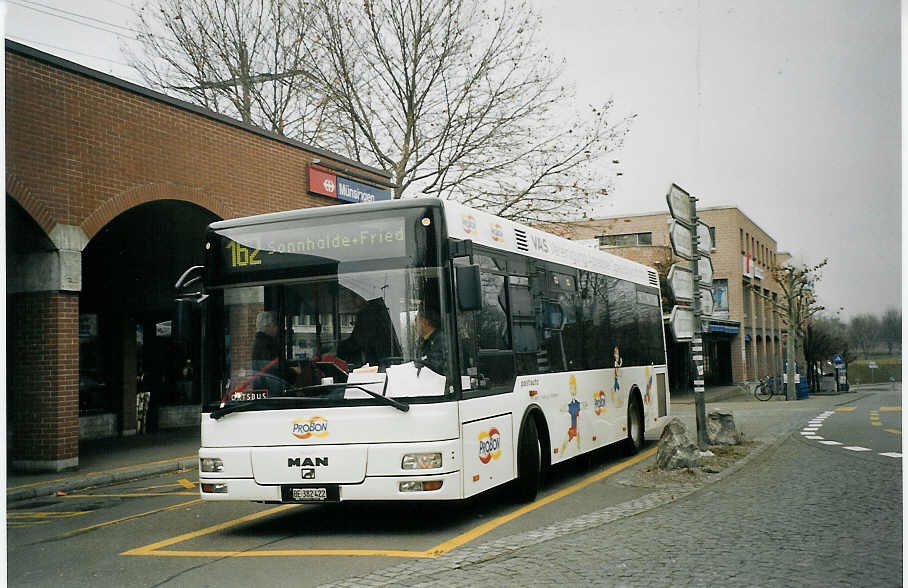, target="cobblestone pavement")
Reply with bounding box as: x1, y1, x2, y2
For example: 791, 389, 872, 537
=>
325, 429, 902, 587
